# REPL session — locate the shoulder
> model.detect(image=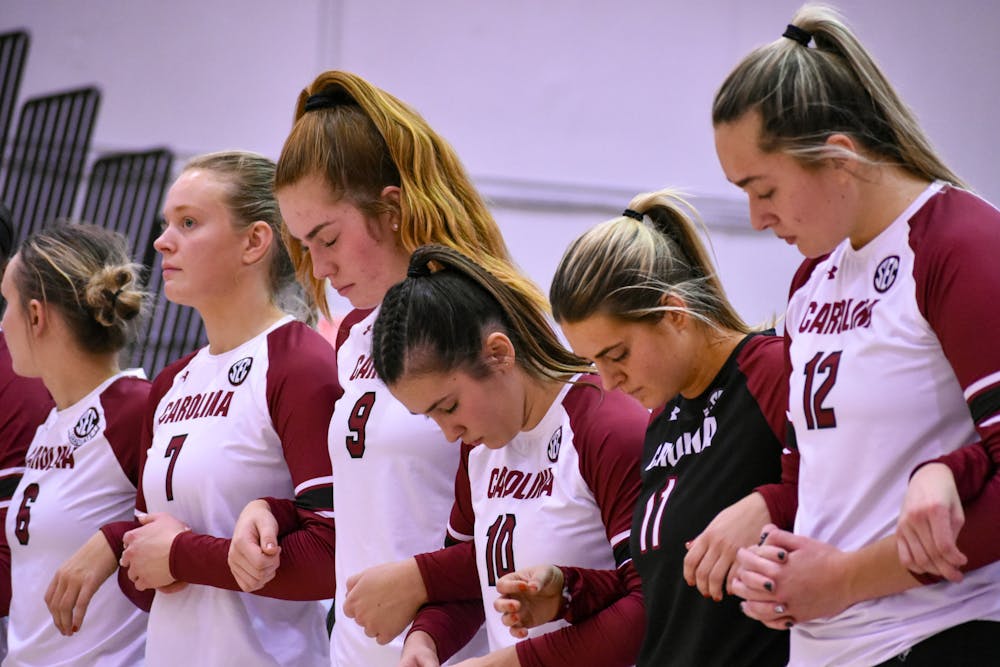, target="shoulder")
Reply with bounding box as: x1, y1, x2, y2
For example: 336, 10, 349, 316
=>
735, 333, 785, 384
266, 320, 337, 371
789, 255, 829, 299
563, 375, 648, 444
100, 375, 153, 438
335, 308, 375, 352
908, 186, 1000, 263
151, 349, 200, 399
